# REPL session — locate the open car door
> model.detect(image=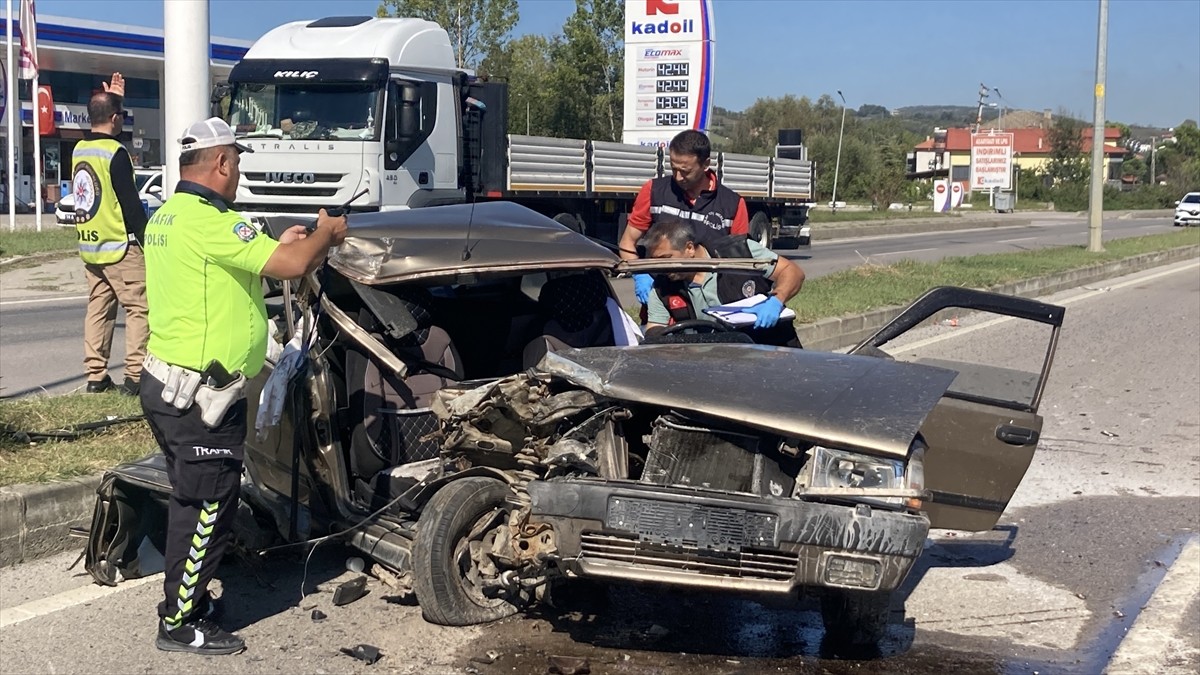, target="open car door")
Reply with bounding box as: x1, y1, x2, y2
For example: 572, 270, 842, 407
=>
849, 287, 1065, 531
